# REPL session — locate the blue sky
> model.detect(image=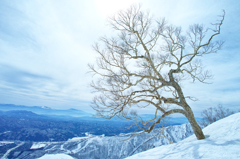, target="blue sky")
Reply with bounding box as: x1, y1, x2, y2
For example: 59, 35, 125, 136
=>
0, 0, 239, 117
